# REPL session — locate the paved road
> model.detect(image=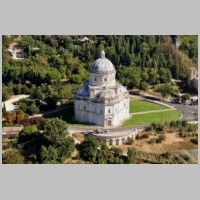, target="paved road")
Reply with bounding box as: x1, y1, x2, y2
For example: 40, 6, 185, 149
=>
68, 124, 149, 135
131, 93, 198, 122
2, 95, 29, 112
